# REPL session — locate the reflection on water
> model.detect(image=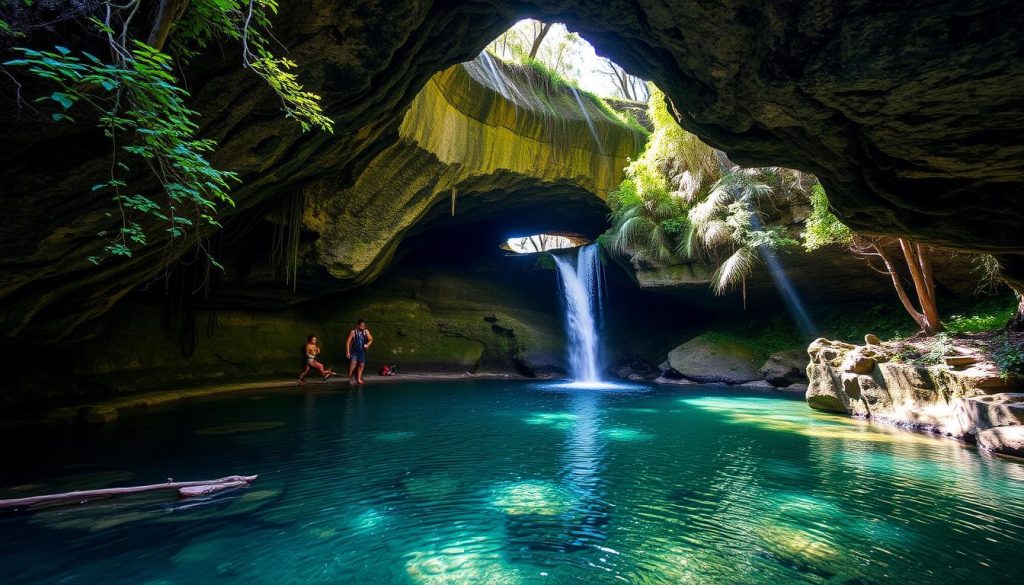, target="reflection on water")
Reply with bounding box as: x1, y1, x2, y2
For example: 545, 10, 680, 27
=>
1, 381, 1023, 584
